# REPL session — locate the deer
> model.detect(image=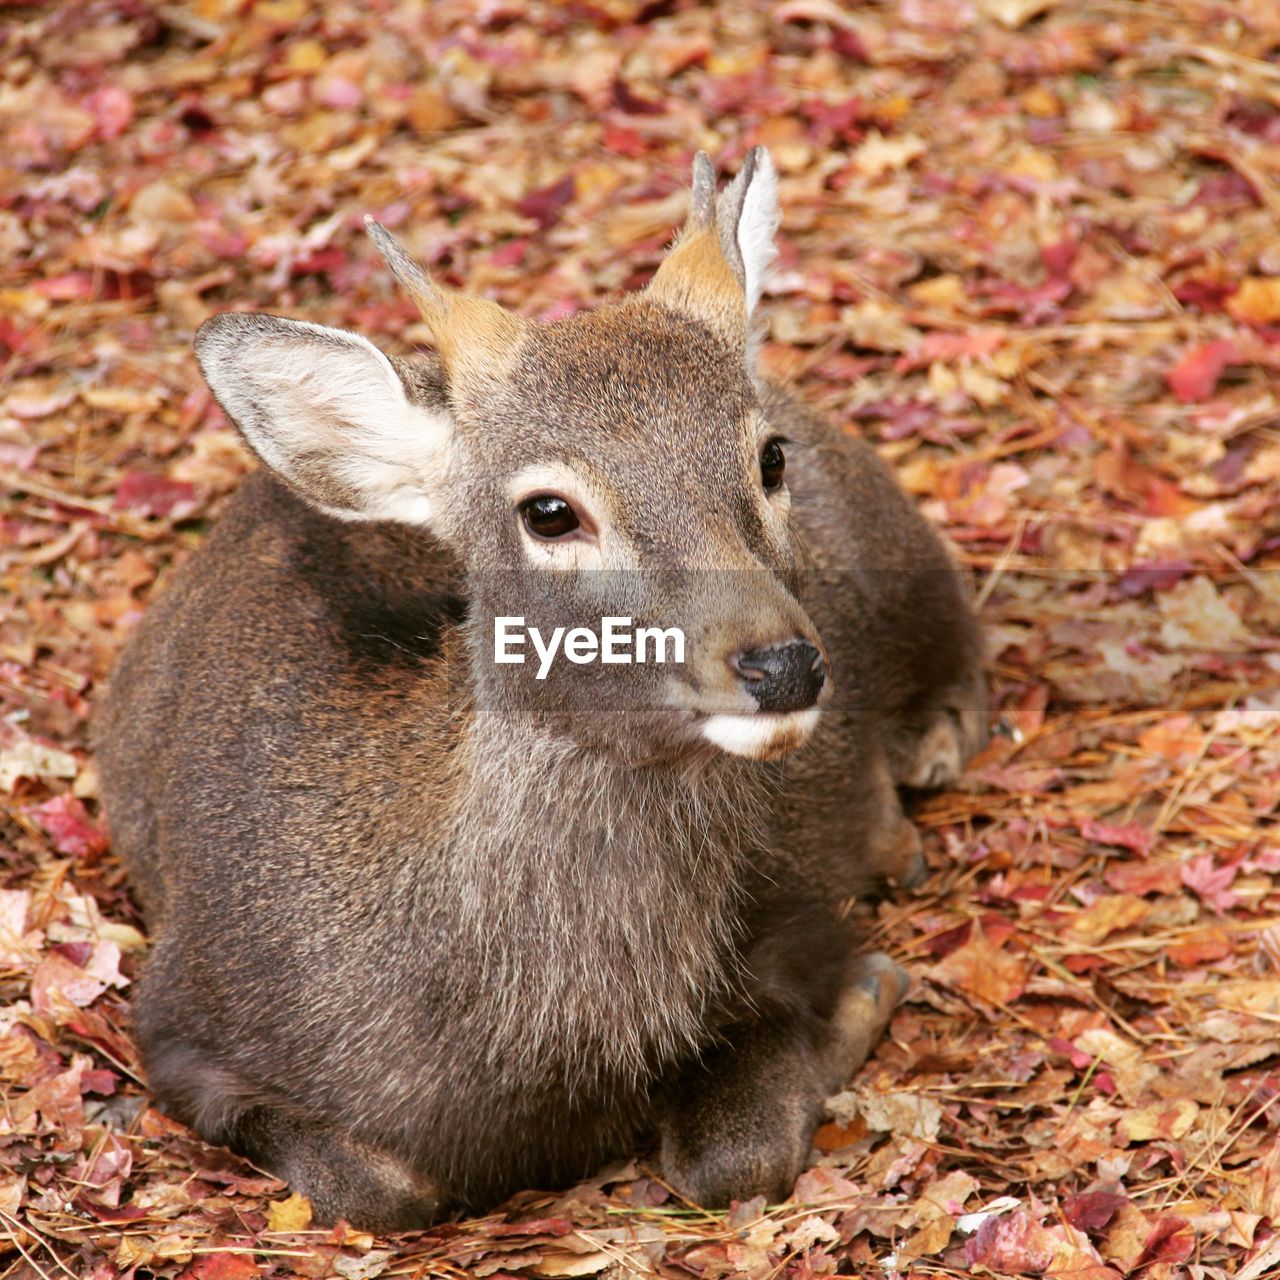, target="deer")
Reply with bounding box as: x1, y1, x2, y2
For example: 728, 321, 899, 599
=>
94, 148, 986, 1232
